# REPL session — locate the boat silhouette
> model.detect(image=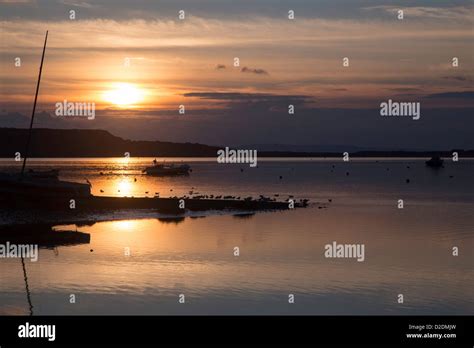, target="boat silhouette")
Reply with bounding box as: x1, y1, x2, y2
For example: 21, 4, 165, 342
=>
425, 156, 444, 168
143, 160, 191, 176
0, 224, 90, 248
